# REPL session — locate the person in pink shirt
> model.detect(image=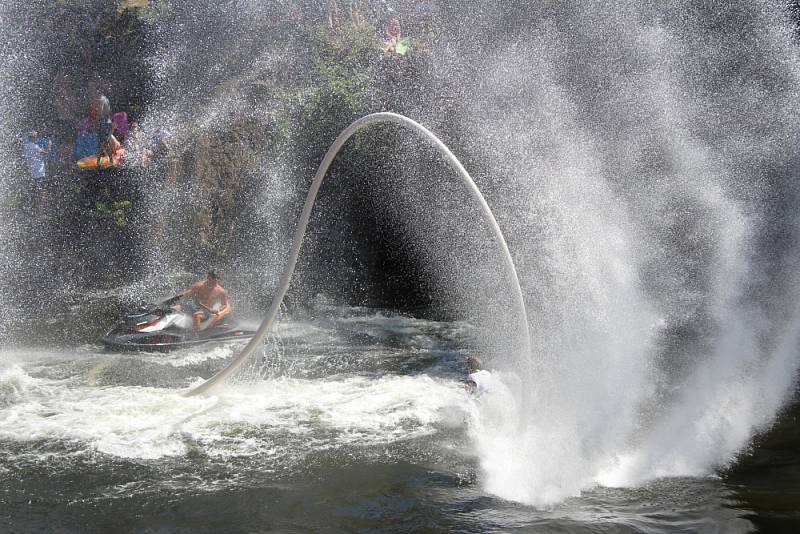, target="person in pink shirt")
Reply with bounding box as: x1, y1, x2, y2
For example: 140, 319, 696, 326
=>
383, 14, 402, 53
113, 112, 128, 142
